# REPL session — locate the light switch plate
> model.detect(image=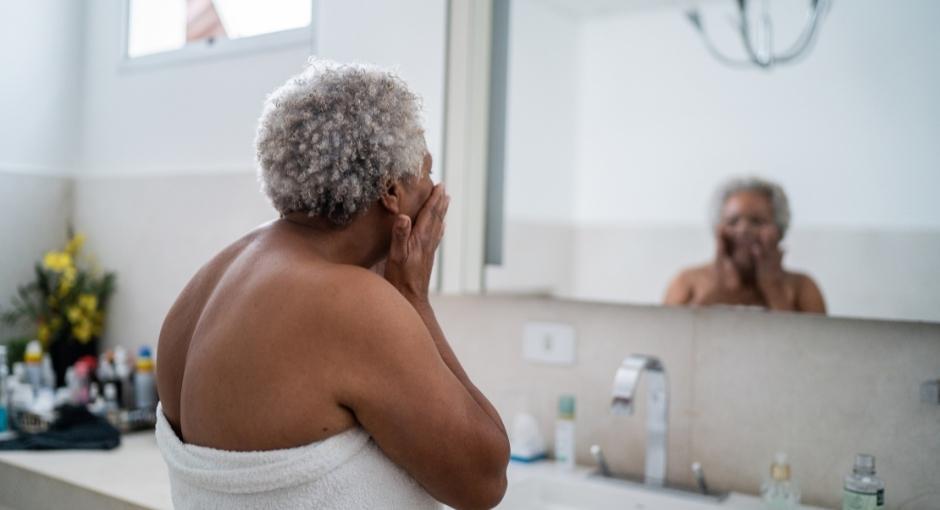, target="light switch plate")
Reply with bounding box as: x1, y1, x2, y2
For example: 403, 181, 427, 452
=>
523, 321, 576, 365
